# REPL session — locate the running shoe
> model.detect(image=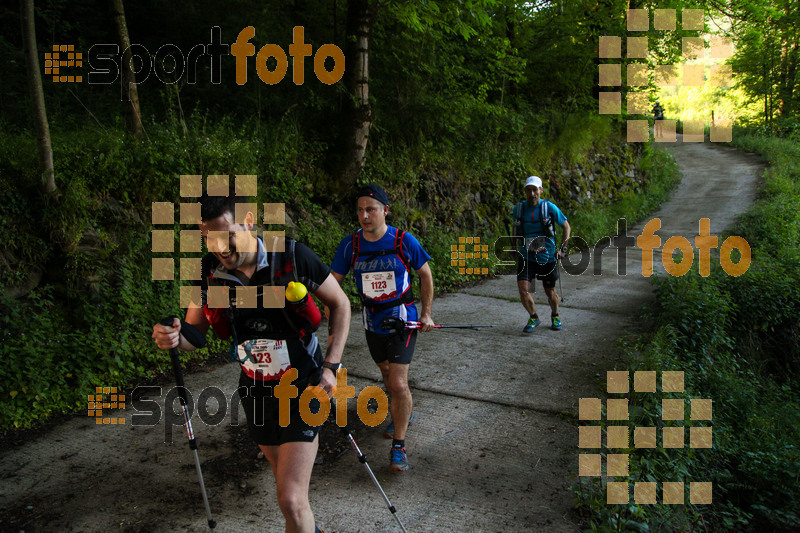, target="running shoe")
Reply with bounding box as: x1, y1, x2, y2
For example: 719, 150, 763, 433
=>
384, 412, 415, 439
551, 316, 562, 330
523, 316, 541, 333
390, 446, 408, 472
